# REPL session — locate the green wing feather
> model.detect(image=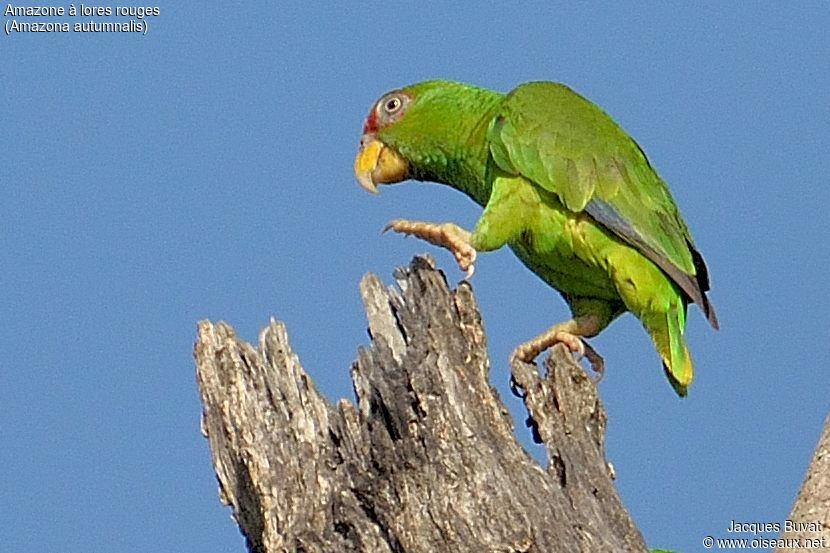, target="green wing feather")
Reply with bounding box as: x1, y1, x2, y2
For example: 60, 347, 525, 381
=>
488, 81, 717, 327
